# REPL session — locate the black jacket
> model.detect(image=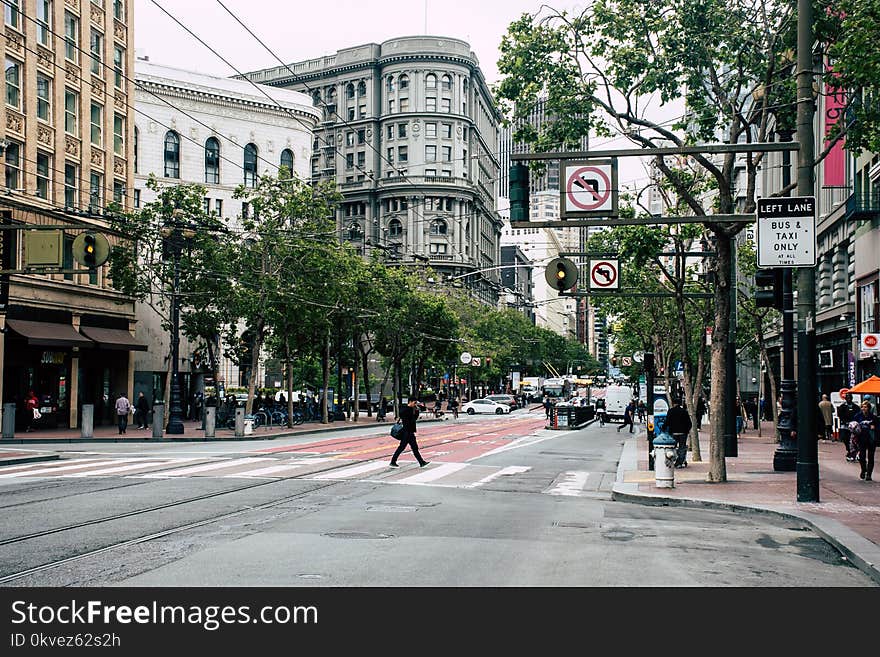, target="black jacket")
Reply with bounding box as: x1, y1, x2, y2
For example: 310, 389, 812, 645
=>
838, 401, 859, 424
664, 405, 692, 434
136, 396, 150, 413
399, 404, 419, 433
